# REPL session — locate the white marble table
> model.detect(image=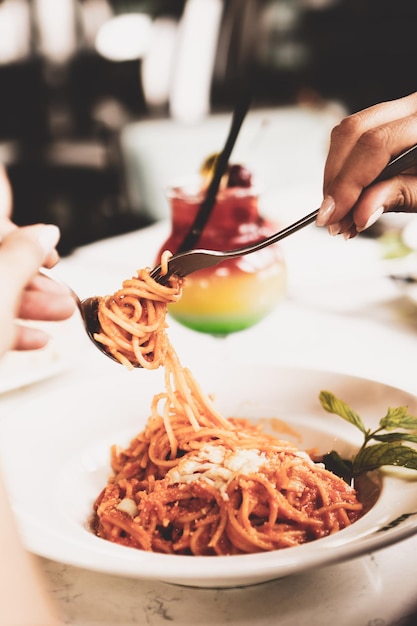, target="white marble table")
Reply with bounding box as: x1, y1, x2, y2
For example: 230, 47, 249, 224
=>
2, 217, 417, 625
